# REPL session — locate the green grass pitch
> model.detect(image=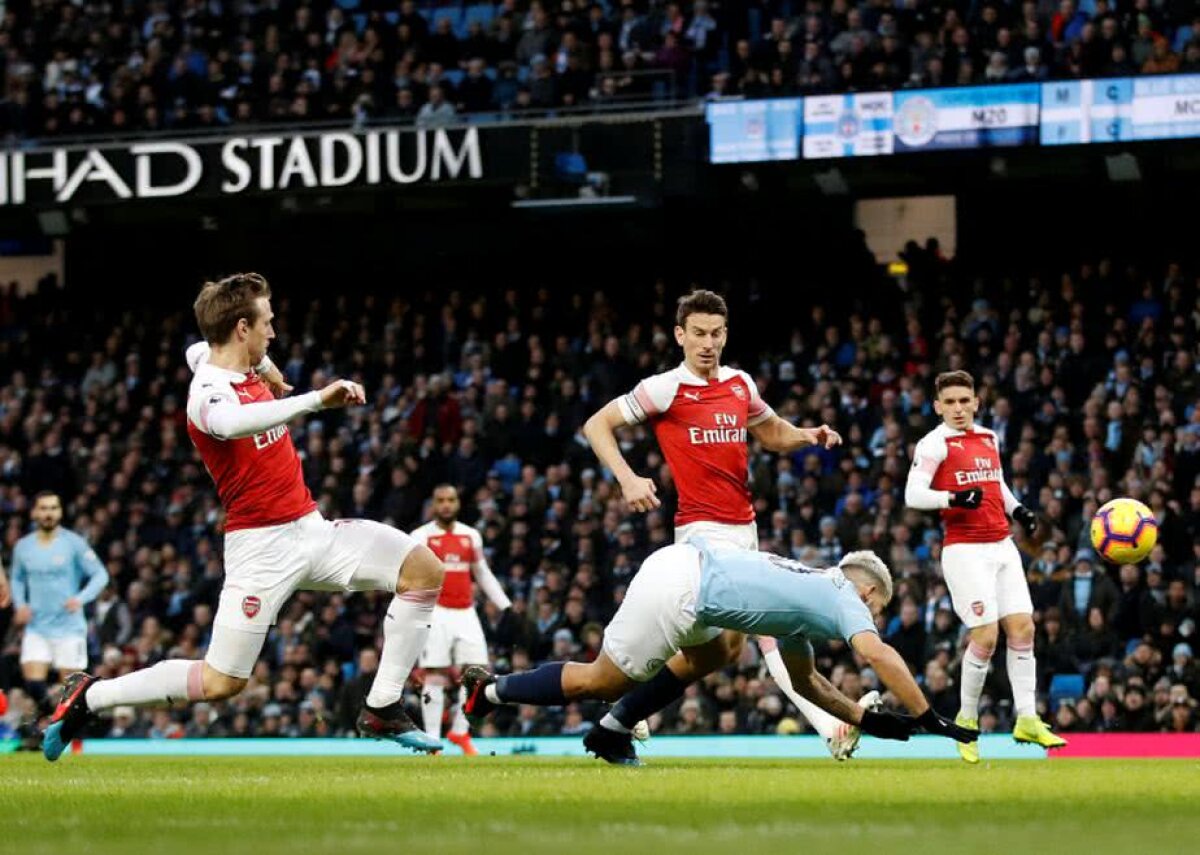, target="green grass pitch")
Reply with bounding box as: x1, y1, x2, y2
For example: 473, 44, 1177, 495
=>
3, 756, 1198, 855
